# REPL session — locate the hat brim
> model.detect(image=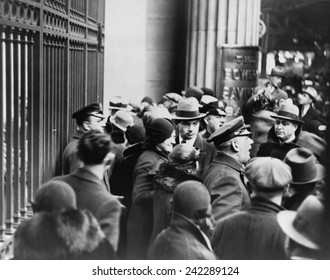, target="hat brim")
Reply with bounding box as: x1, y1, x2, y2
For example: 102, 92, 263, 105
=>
172, 113, 206, 121
88, 112, 105, 119
277, 211, 320, 250
109, 106, 132, 111
271, 115, 304, 124
291, 163, 325, 185
109, 116, 127, 132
